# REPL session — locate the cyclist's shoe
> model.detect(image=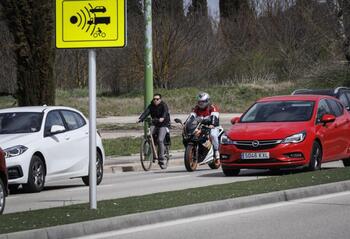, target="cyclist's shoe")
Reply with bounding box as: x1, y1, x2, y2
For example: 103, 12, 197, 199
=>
158, 157, 165, 165
214, 150, 220, 160
158, 157, 167, 169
